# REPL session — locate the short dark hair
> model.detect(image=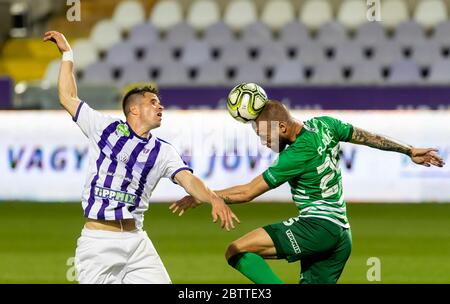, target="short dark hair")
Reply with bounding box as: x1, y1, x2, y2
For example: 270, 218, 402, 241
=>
122, 85, 160, 117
